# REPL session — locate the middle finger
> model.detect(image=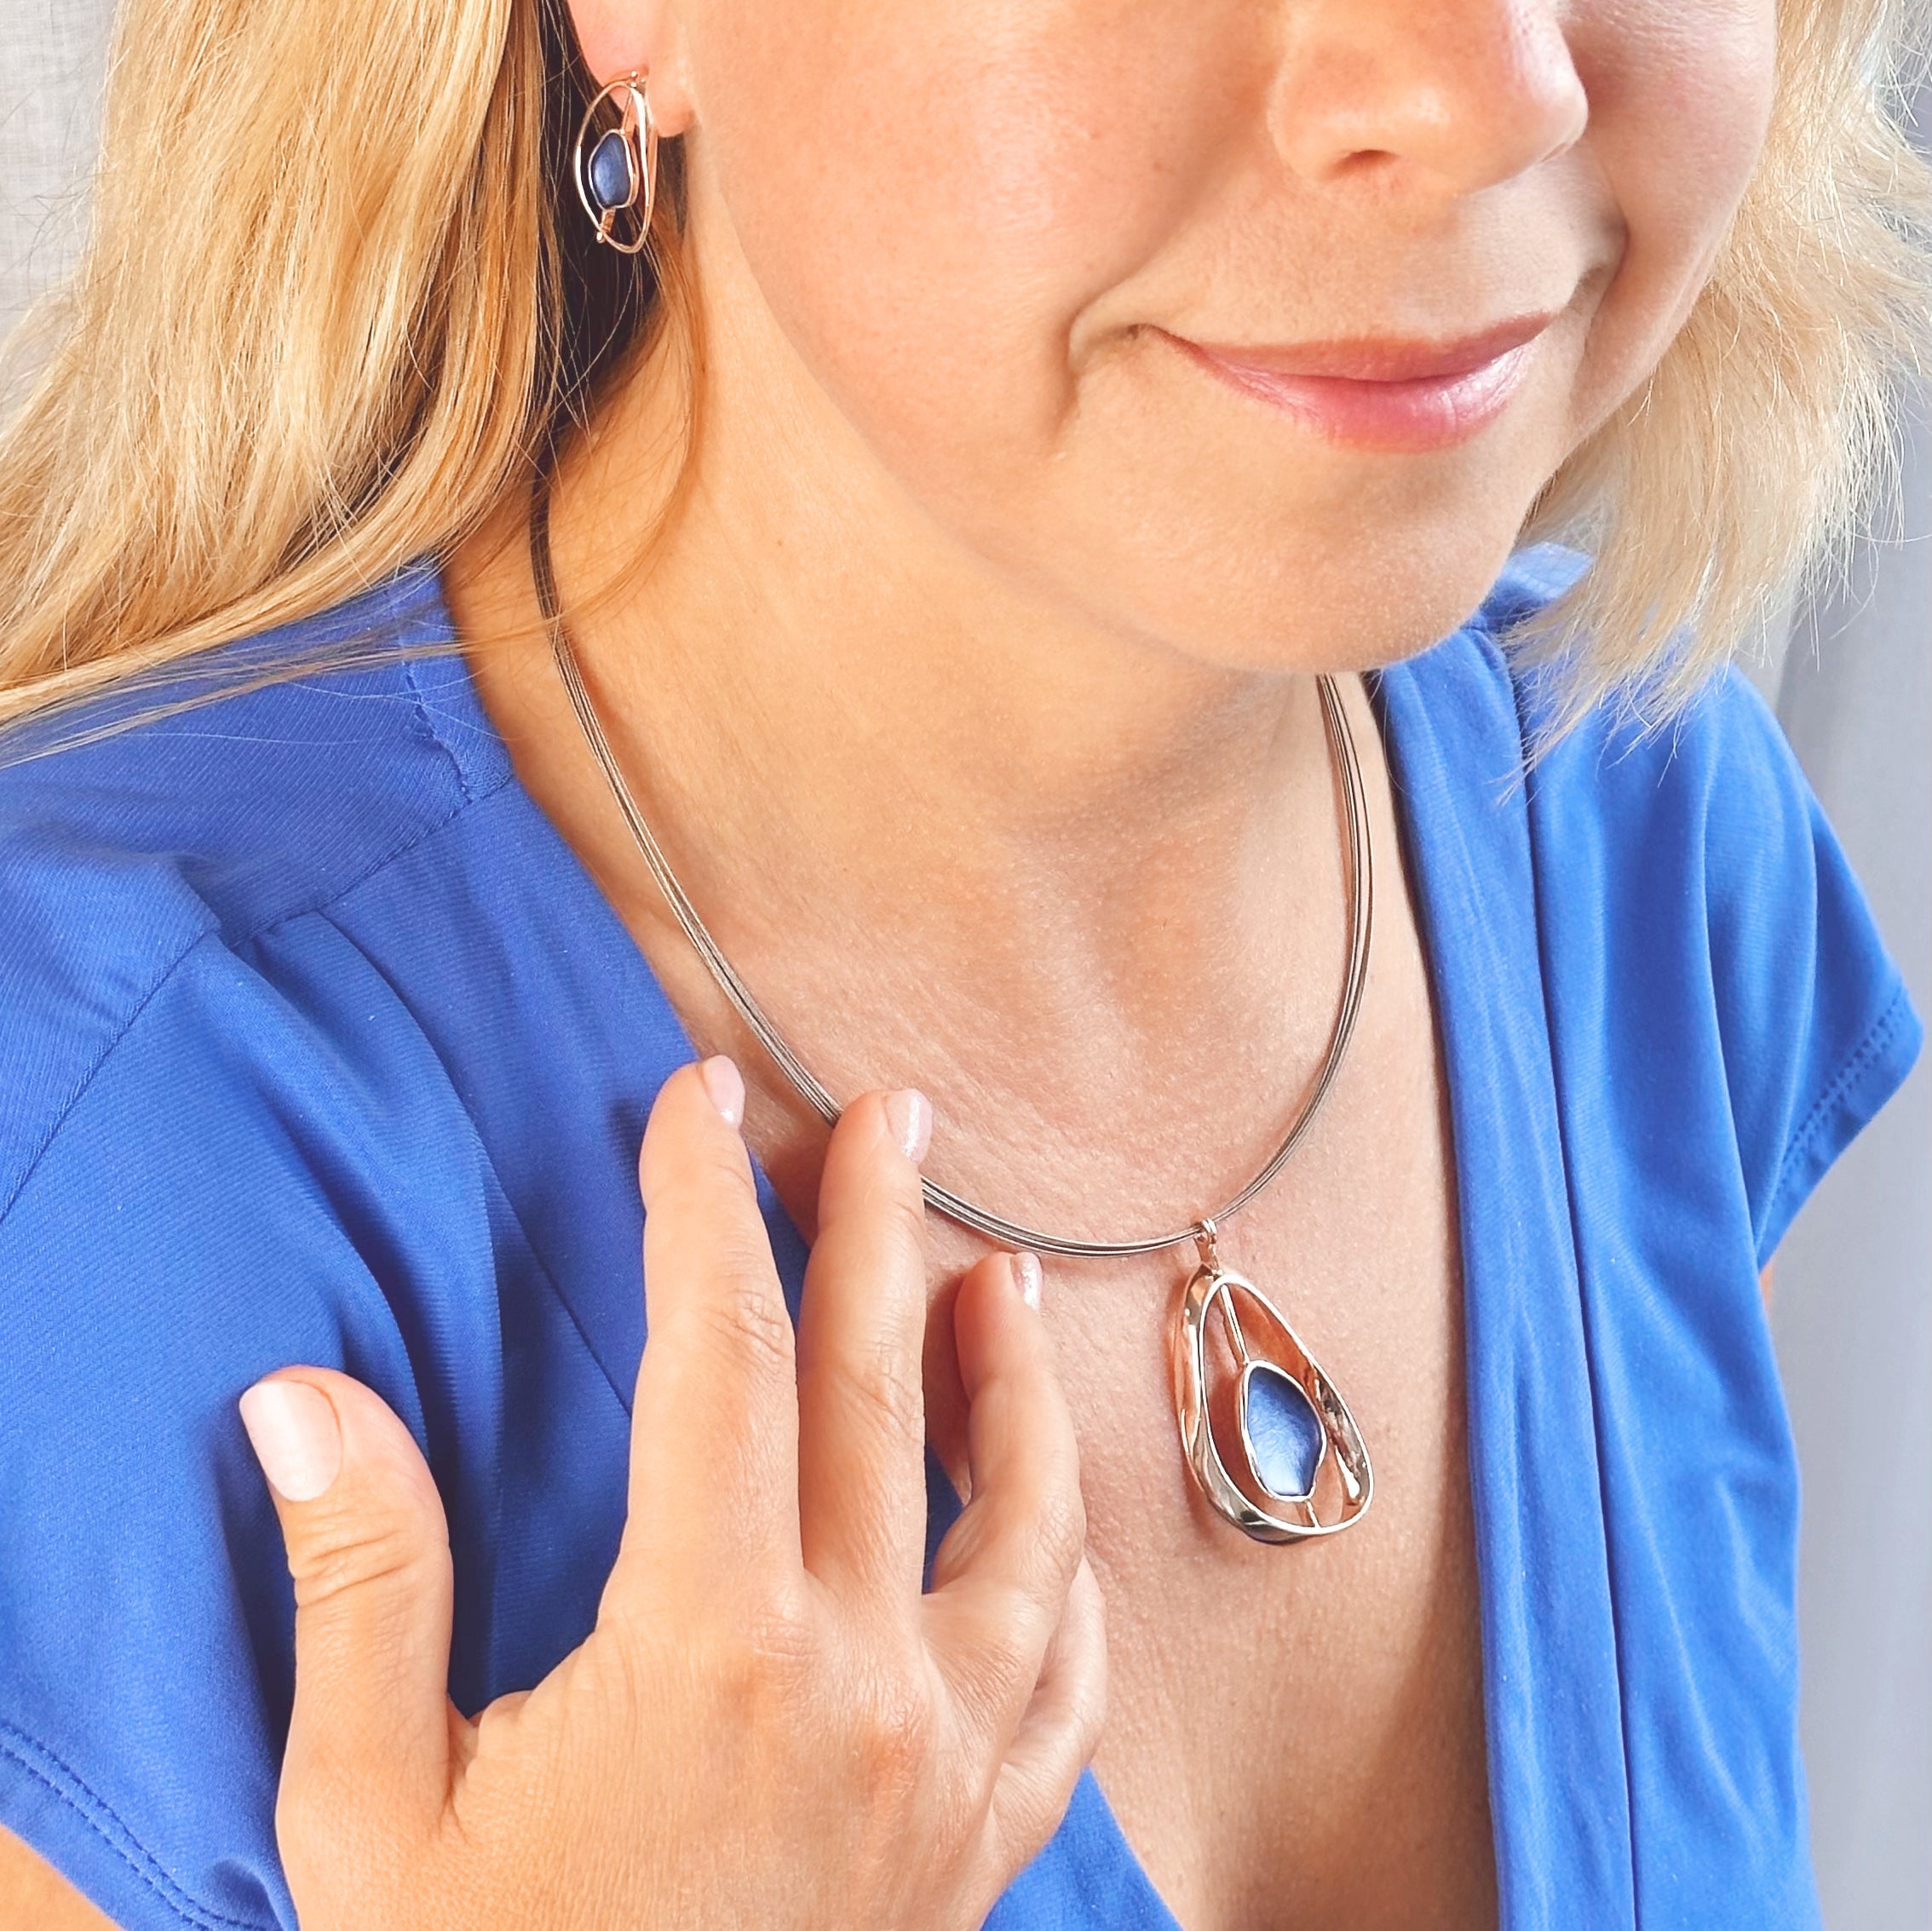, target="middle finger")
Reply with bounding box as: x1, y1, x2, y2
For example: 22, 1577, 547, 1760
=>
795, 1087, 937, 1604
